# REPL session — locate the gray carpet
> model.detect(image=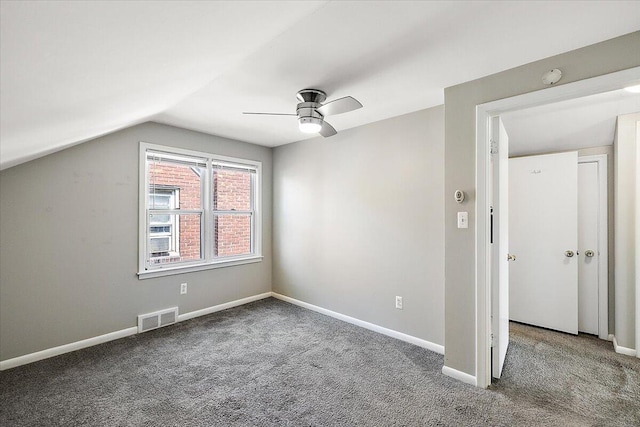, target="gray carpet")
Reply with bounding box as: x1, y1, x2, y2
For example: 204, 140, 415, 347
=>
1, 298, 638, 426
